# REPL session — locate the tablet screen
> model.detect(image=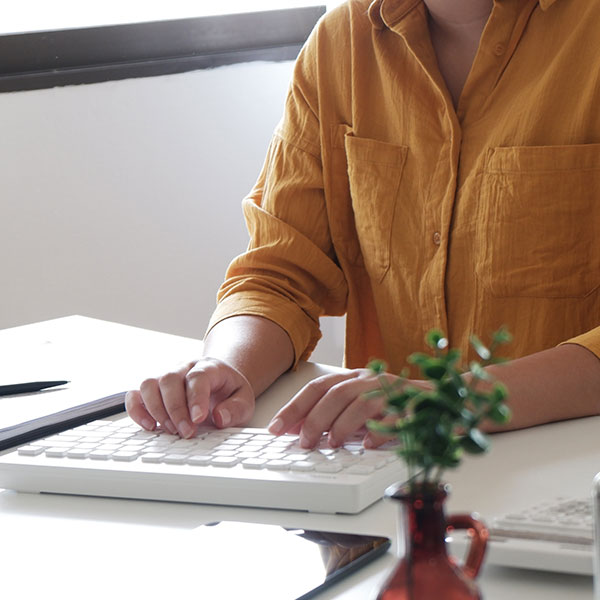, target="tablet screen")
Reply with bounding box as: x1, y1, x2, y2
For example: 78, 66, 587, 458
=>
192, 521, 390, 599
